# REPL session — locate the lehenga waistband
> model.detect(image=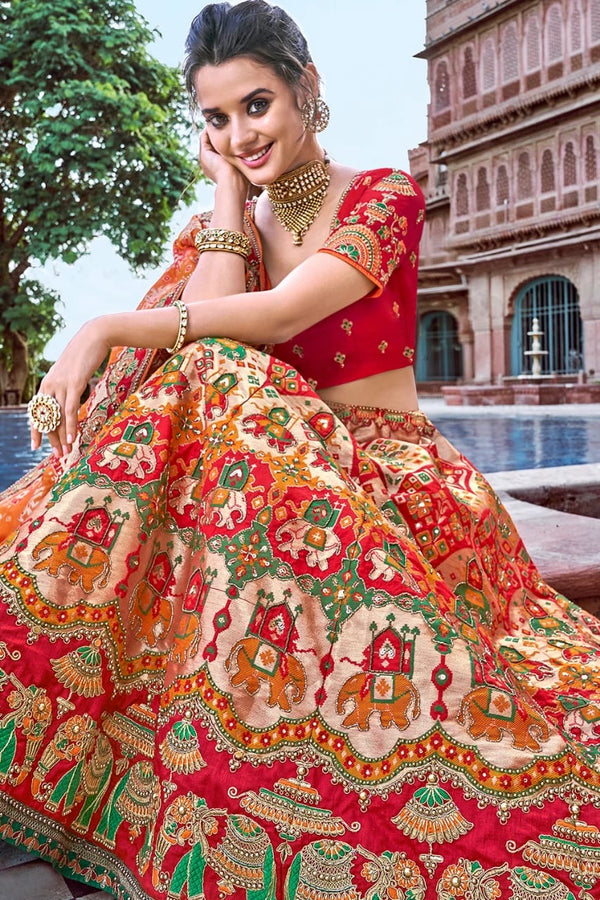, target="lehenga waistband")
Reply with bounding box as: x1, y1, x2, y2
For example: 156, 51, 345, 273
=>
326, 401, 437, 438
